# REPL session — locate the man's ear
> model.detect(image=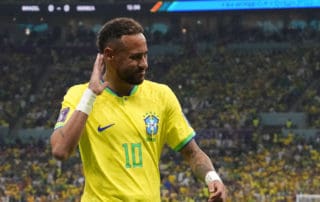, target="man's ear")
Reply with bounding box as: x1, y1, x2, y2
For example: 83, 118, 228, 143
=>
103, 47, 114, 61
